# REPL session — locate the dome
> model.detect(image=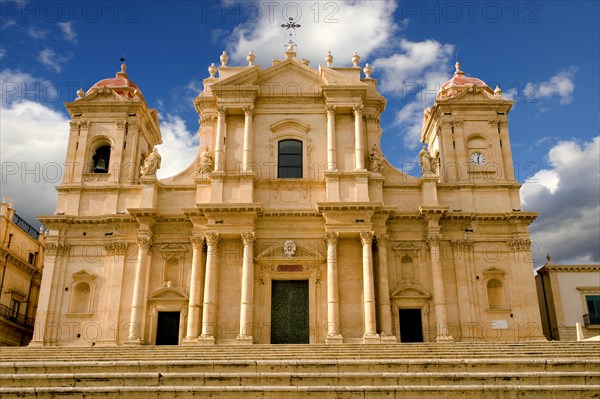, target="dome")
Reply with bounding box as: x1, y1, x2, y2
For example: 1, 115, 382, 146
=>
439, 62, 491, 99
86, 63, 140, 98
